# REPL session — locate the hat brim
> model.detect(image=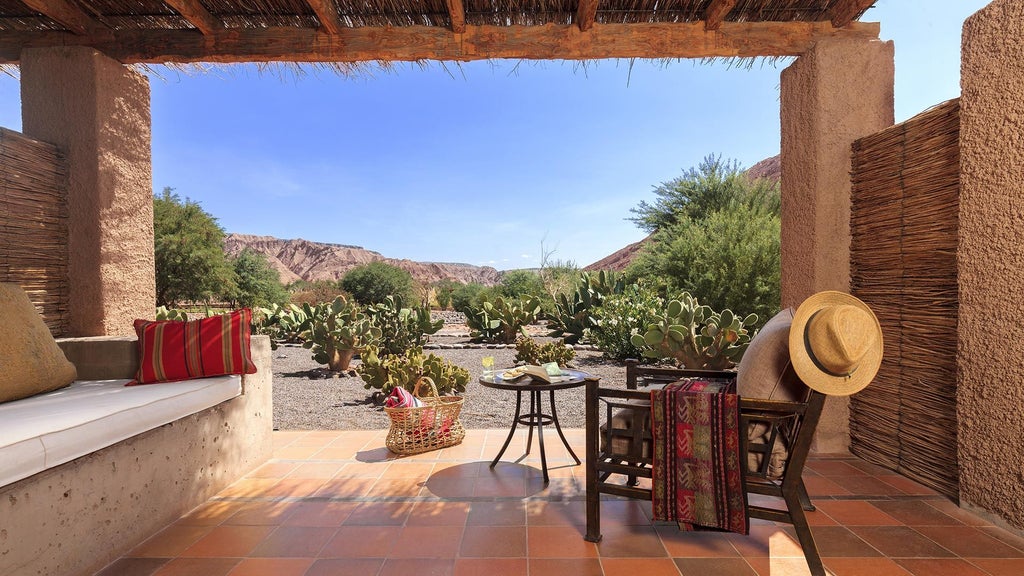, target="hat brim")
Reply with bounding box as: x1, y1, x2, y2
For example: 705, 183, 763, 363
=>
788, 291, 883, 396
